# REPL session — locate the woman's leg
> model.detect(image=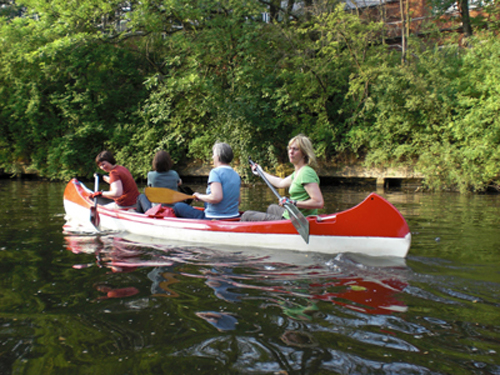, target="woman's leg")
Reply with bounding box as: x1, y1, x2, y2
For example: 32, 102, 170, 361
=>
136, 193, 151, 213
240, 204, 285, 221
173, 202, 206, 219
267, 204, 285, 217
